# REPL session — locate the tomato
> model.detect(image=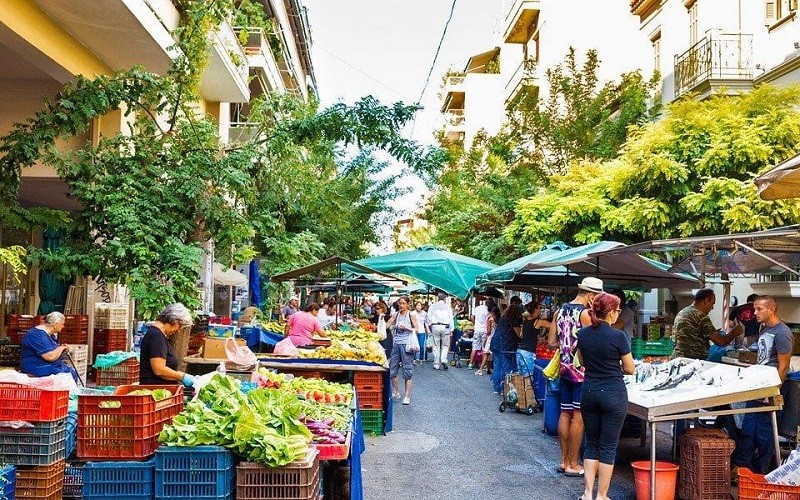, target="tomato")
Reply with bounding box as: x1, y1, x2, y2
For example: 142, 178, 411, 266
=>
324, 393, 333, 403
